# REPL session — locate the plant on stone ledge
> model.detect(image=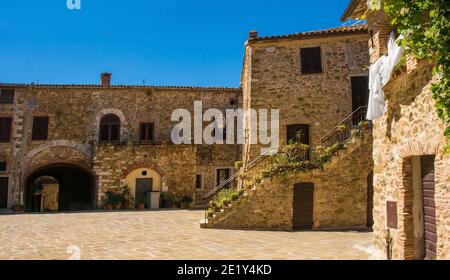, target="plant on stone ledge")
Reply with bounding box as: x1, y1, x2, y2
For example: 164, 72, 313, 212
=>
208, 188, 245, 213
